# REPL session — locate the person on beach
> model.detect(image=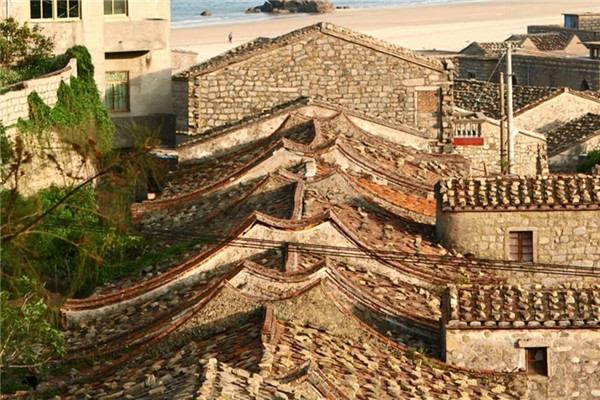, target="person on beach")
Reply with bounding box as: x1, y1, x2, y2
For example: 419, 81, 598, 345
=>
228, 32, 232, 43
